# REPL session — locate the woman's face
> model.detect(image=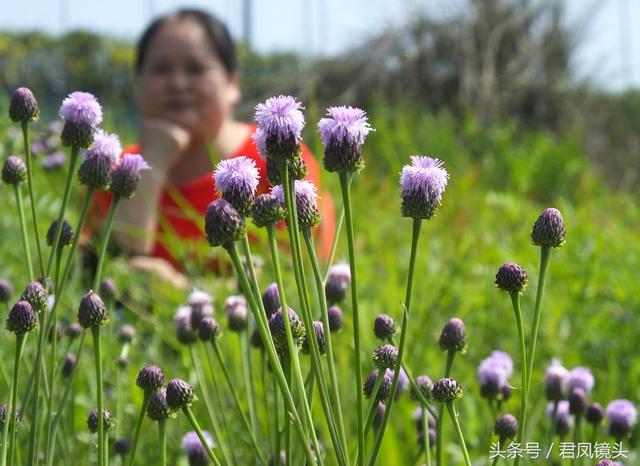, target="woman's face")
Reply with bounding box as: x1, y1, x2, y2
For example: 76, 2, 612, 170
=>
136, 18, 240, 140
